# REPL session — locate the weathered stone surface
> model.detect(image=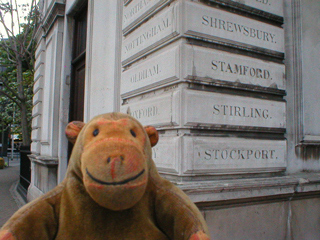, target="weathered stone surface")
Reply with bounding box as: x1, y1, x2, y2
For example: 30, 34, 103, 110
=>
152, 136, 180, 173
184, 90, 286, 130
121, 42, 285, 97
122, 0, 173, 33
120, 91, 180, 127
121, 46, 180, 96
122, 88, 286, 130
229, 0, 284, 17
181, 172, 320, 202
123, 0, 284, 35
180, 173, 320, 239
291, 198, 320, 239
151, 134, 286, 175
184, 1, 284, 54
182, 44, 285, 91
122, 4, 179, 64
122, 1, 284, 65
184, 137, 286, 174
120, 0, 287, 183
205, 202, 288, 240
